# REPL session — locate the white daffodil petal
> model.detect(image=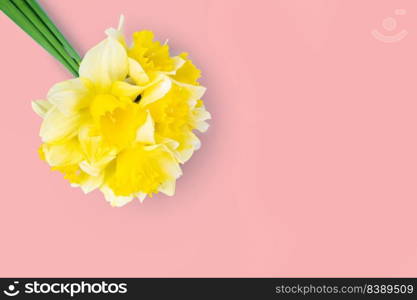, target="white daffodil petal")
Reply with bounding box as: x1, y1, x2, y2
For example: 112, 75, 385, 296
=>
143, 144, 182, 177
163, 159, 182, 179
175, 133, 201, 163
47, 78, 92, 115
32, 99, 52, 118
157, 136, 180, 150
42, 139, 83, 167
194, 107, 211, 121
78, 125, 101, 156
78, 125, 117, 174
79, 155, 115, 176
196, 121, 210, 132
80, 173, 104, 194
193, 107, 211, 132
175, 148, 193, 164
160, 146, 183, 178
136, 192, 147, 203
140, 76, 172, 107
79, 36, 128, 91
101, 185, 134, 207
164, 56, 186, 75
172, 79, 206, 106
128, 58, 149, 85
40, 107, 85, 143
190, 132, 201, 150
159, 179, 176, 196
111, 80, 143, 99
117, 14, 125, 30
79, 161, 101, 177
105, 15, 126, 47
136, 111, 155, 144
